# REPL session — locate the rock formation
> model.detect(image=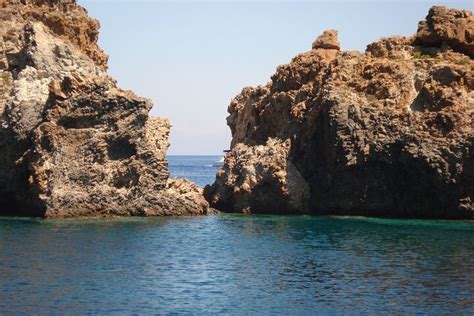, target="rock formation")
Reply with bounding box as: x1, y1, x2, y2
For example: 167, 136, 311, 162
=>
312, 29, 340, 51
0, 0, 209, 217
205, 6, 473, 219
